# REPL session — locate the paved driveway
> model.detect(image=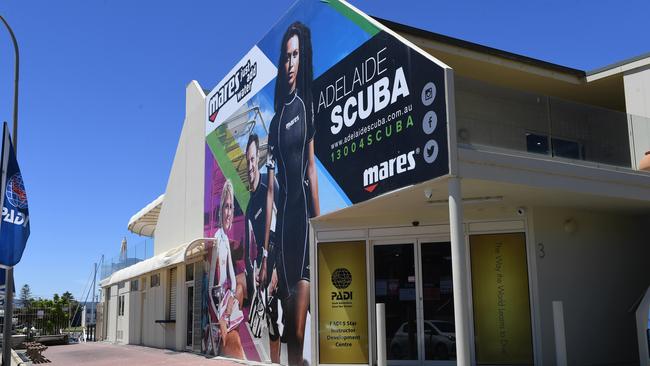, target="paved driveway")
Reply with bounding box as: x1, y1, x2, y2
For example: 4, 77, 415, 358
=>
43, 342, 239, 366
